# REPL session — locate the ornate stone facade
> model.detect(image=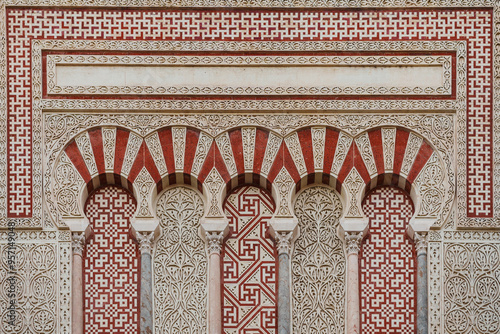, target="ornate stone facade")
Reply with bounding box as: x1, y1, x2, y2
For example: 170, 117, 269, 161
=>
0, 1, 500, 333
